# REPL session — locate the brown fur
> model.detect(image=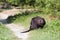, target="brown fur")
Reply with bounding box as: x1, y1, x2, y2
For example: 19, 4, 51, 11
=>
21, 16, 46, 33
